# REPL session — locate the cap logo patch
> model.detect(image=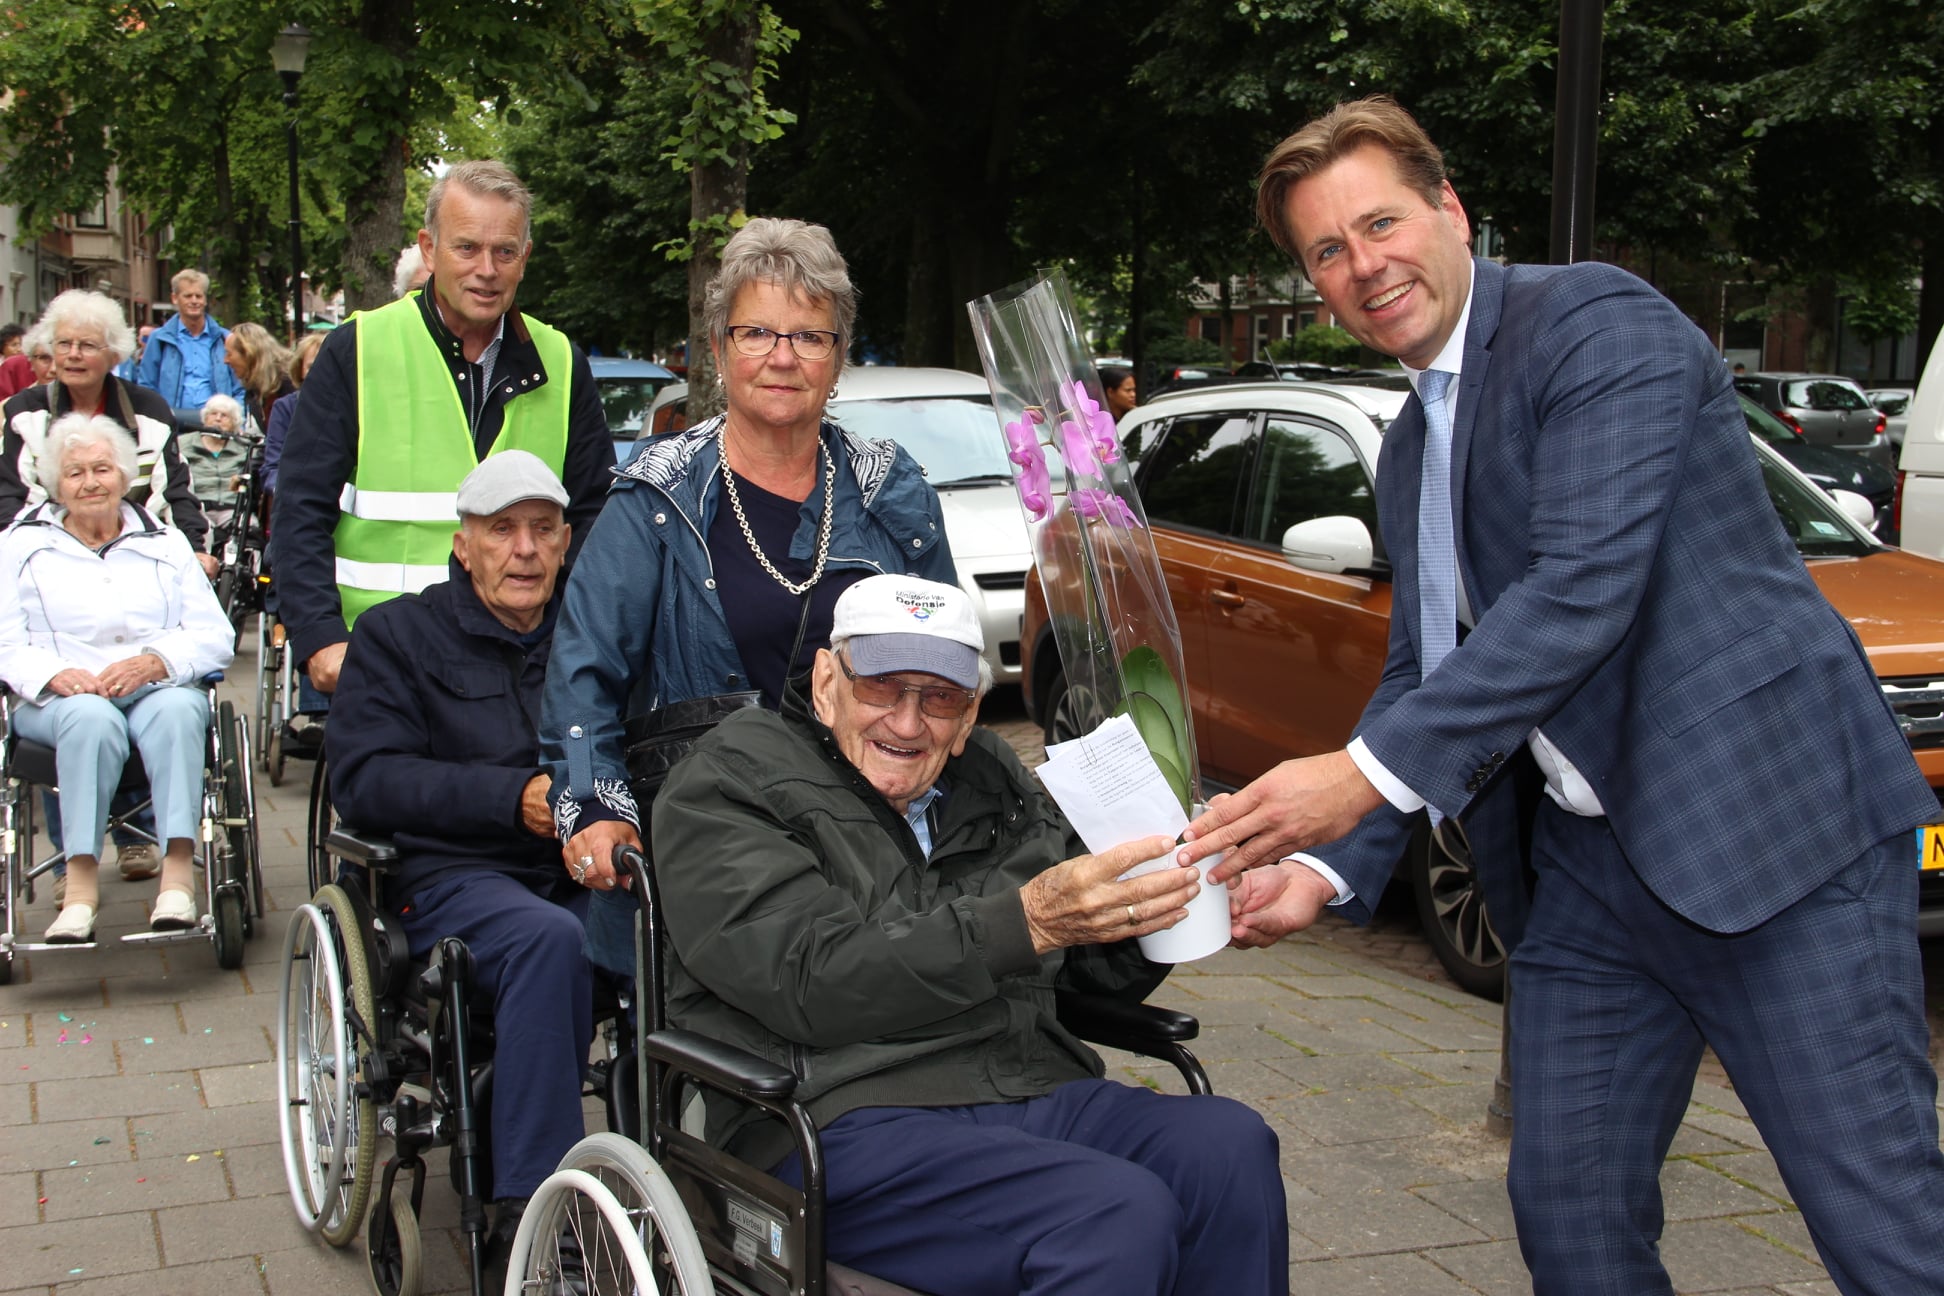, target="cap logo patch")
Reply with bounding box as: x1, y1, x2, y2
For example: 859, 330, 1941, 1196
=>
899, 590, 946, 622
